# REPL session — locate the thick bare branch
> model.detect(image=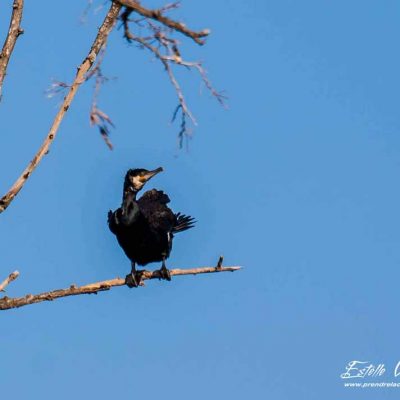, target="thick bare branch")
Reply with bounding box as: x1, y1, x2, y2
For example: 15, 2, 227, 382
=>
117, 0, 210, 44
0, 0, 24, 100
0, 1, 122, 214
0, 265, 241, 310
0, 271, 20, 292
